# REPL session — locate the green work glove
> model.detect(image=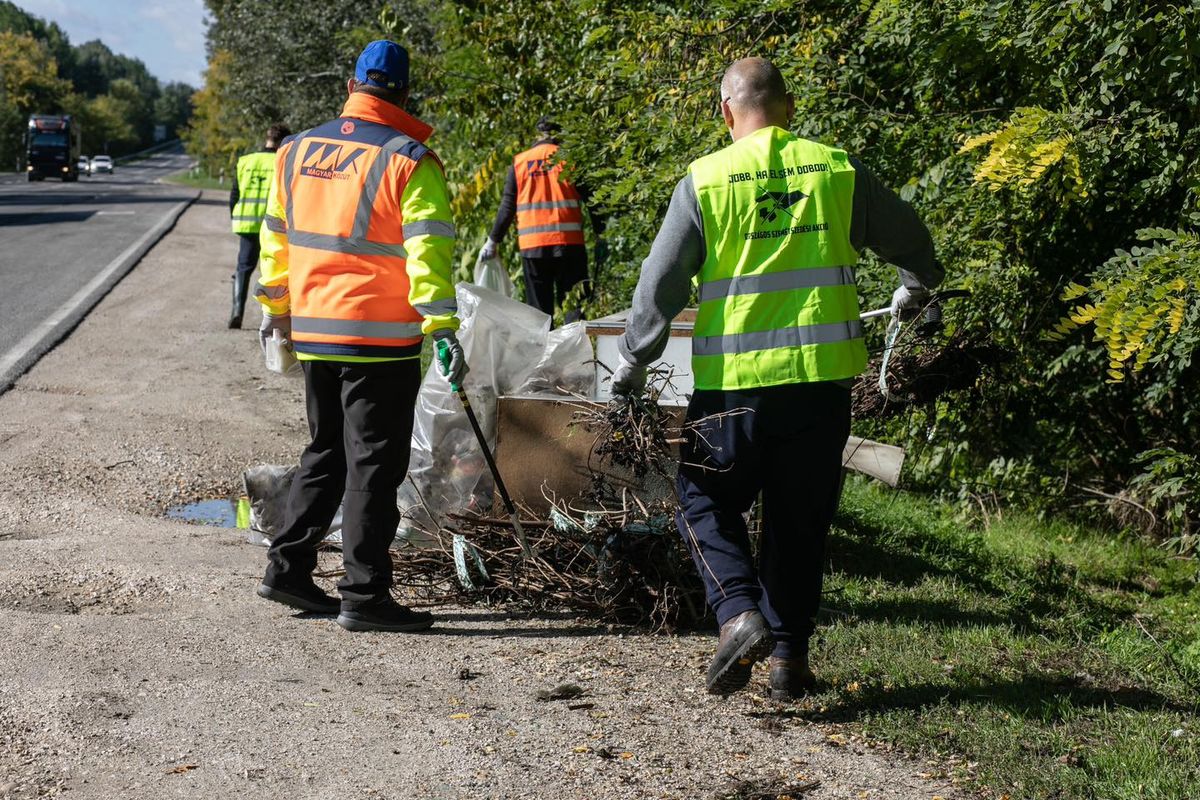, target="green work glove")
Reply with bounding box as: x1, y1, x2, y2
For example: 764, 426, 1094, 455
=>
434, 329, 469, 390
